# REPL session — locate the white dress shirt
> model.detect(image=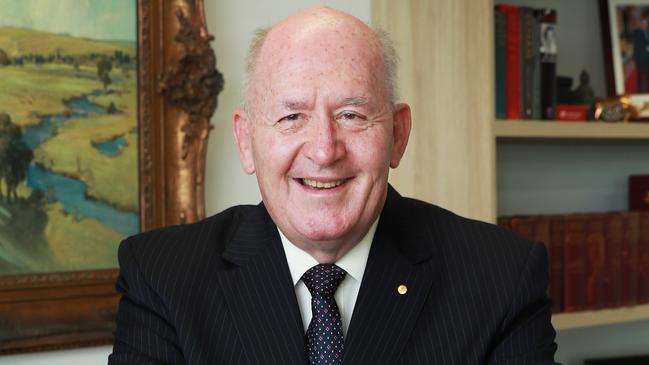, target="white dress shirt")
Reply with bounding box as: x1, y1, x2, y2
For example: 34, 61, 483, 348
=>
278, 220, 378, 335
